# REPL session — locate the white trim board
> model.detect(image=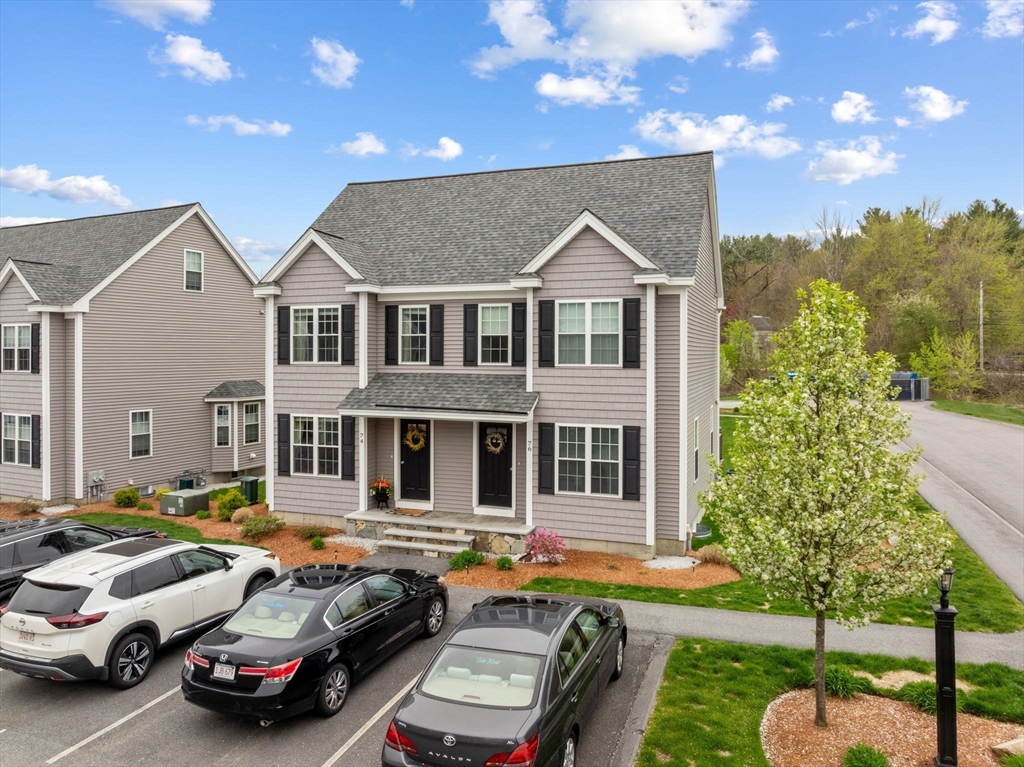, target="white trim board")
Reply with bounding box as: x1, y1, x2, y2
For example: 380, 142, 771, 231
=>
41, 312, 50, 501
0, 260, 41, 302
262, 230, 363, 283
519, 210, 658, 274
471, 420, 517, 519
